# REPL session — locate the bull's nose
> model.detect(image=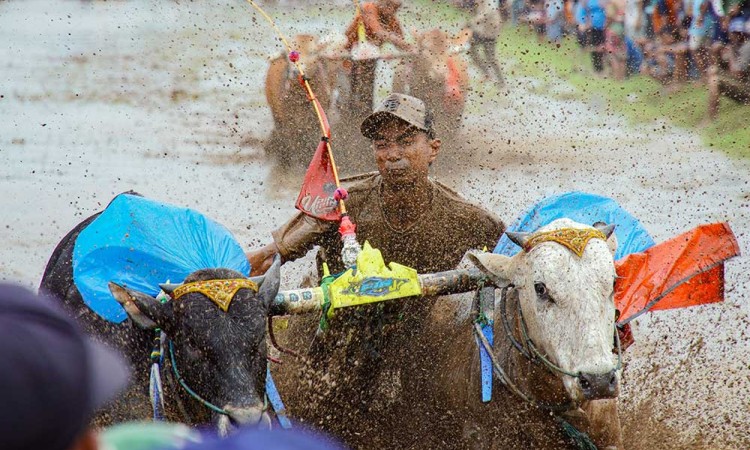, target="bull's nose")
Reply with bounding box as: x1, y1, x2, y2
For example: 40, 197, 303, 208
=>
217, 404, 270, 437
224, 404, 265, 426
577, 369, 619, 400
